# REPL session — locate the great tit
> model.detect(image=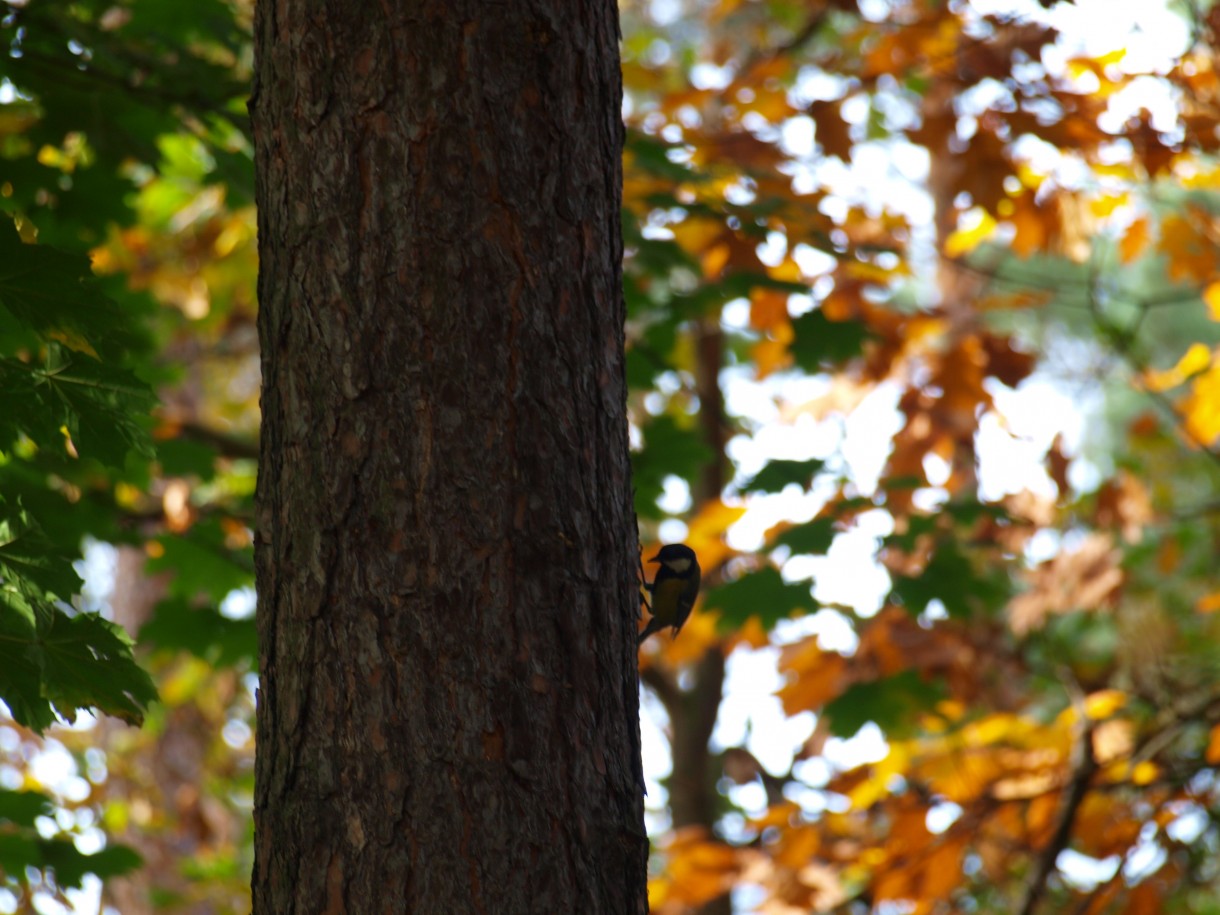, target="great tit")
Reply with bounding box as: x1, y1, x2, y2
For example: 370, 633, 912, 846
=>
638, 543, 701, 646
